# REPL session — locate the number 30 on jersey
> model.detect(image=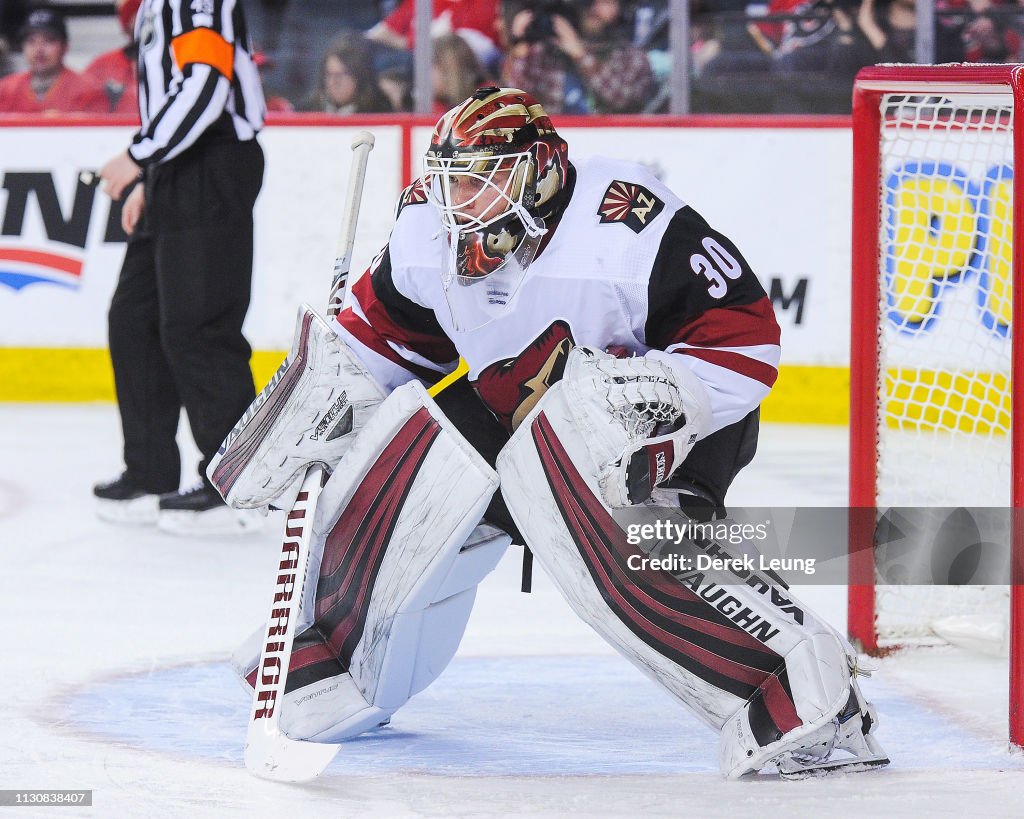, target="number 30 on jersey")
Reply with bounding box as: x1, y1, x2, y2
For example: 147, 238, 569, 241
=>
690, 237, 742, 299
